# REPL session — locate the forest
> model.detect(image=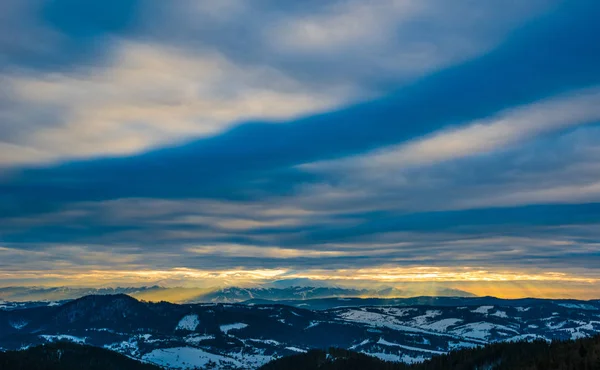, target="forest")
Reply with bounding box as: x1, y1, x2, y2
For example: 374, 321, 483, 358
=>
260, 334, 600, 370
0, 342, 160, 370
